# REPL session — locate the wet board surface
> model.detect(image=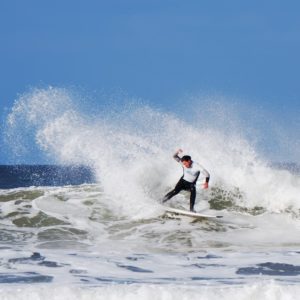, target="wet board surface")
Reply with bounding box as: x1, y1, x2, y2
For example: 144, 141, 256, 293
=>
165, 207, 223, 219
